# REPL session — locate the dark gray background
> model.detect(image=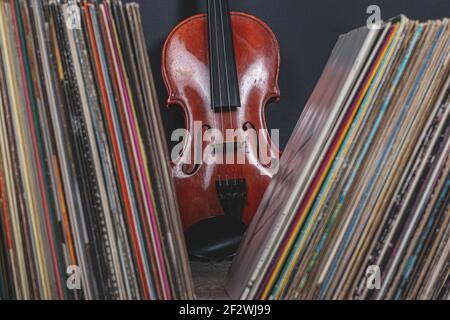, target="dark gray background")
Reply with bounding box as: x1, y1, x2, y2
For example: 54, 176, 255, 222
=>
129, 0, 450, 149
